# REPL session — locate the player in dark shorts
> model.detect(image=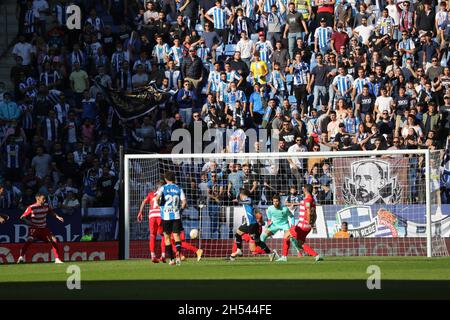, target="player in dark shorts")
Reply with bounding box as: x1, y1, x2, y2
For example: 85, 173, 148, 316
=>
229, 189, 279, 261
